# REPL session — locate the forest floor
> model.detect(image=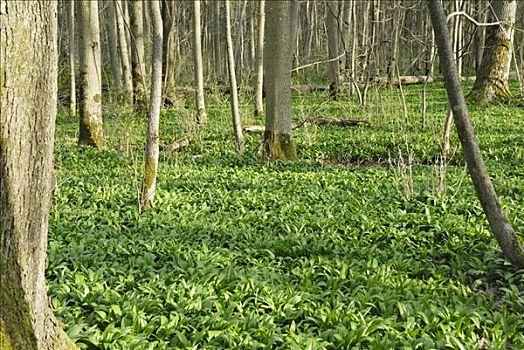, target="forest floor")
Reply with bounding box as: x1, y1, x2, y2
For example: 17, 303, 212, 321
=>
48, 82, 523, 349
